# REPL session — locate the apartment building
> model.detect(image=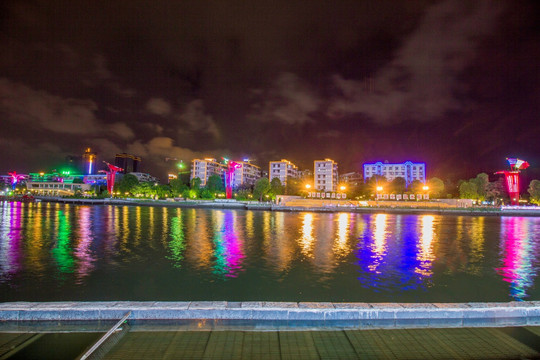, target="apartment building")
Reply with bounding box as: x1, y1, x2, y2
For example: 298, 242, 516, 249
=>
269, 159, 298, 185
190, 158, 226, 186
314, 159, 338, 192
